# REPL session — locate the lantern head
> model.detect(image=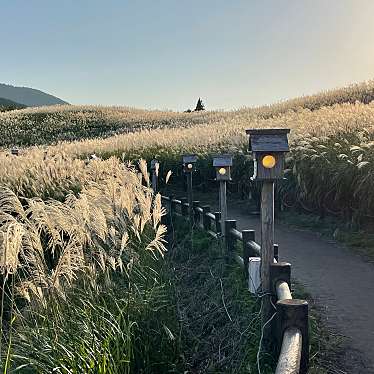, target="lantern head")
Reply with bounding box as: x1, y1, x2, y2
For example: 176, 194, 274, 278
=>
213, 155, 232, 181
182, 154, 197, 173
246, 129, 290, 180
